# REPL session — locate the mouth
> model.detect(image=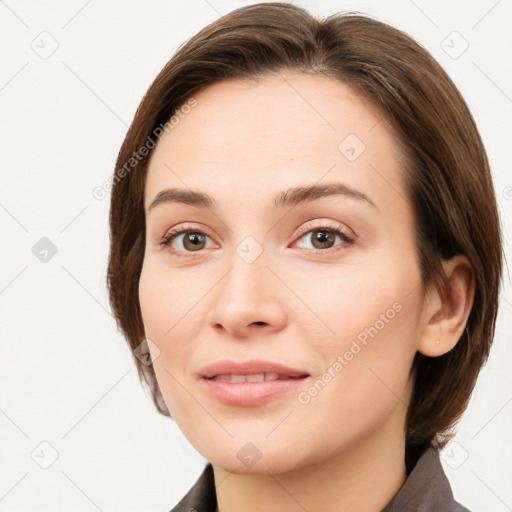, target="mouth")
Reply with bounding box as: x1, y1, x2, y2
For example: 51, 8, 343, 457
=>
208, 373, 307, 382
200, 359, 309, 379
199, 360, 310, 406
